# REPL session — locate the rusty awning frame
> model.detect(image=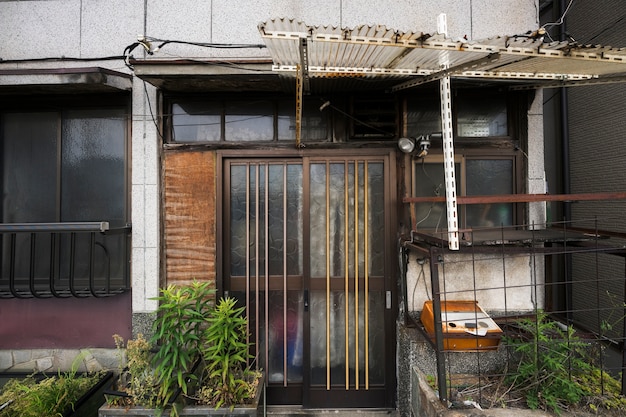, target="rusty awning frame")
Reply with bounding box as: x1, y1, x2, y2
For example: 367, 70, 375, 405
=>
259, 16, 626, 249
